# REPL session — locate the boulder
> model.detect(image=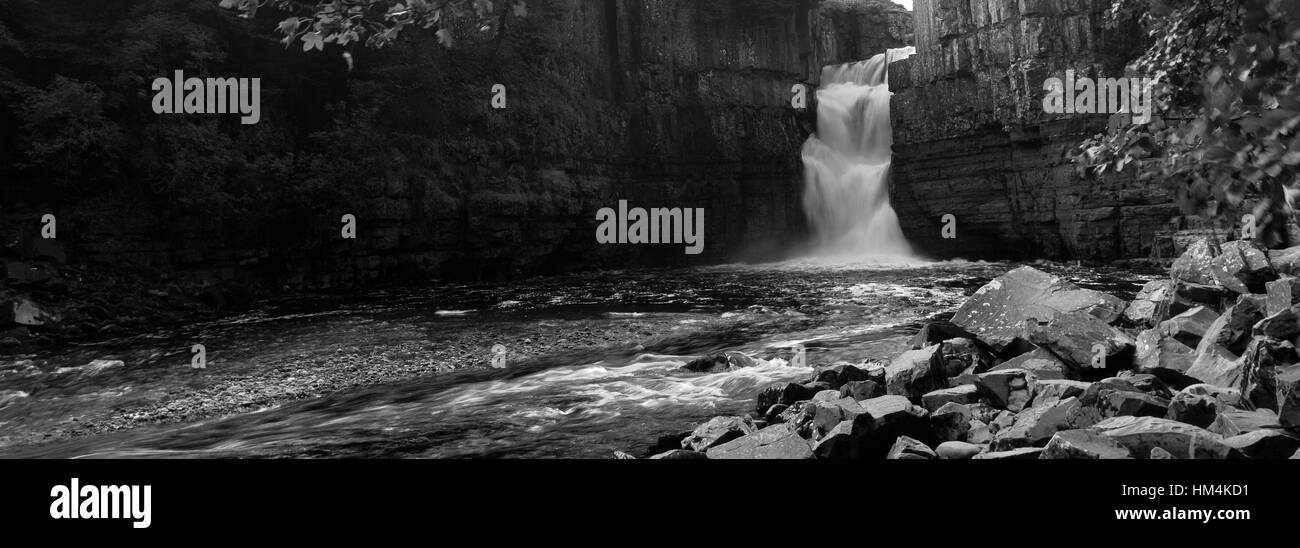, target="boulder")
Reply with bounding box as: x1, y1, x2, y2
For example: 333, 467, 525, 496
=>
1091, 416, 1236, 459
931, 402, 972, 442
1159, 307, 1220, 345
937, 338, 996, 378
1207, 408, 1281, 437
991, 396, 1083, 450
681, 416, 756, 452
812, 363, 871, 390
1209, 240, 1276, 294
921, 385, 980, 413
911, 320, 981, 349
936, 441, 984, 459
1277, 364, 1300, 428
649, 450, 708, 460
885, 345, 945, 398
1268, 246, 1300, 276
1222, 430, 1300, 459
1124, 280, 1175, 326
755, 382, 816, 414
1252, 308, 1300, 340
886, 436, 937, 459
839, 380, 884, 401
967, 420, 992, 444
971, 447, 1043, 459
1173, 282, 1236, 314
1024, 314, 1134, 372
1186, 347, 1246, 391
990, 347, 1072, 380
811, 420, 858, 459
1166, 391, 1228, 428
1031, 379, 1091, 407
1123, 373, 1175, 399
1149, 447, 1176, 459
950, 266, 1126, 352
1041, 429, 1135, 459
1074, 381, 1170, 423
1135, 329, 1196, 374
706, 423, 814, 459
1240, 338, 1298, 409
1265, 277, 1300, 314
1196, 297, 1267, 356
1171, 238, 1222, 286
684, 351, 756, 373
804, 395, 866, 439
975, 368, 1037, 412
